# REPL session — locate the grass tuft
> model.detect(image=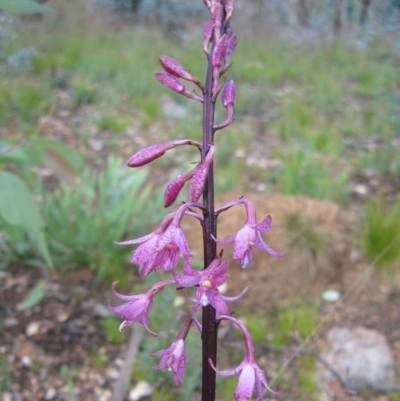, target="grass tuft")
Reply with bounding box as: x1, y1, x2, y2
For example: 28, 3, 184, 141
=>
363, 199, 400, 269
